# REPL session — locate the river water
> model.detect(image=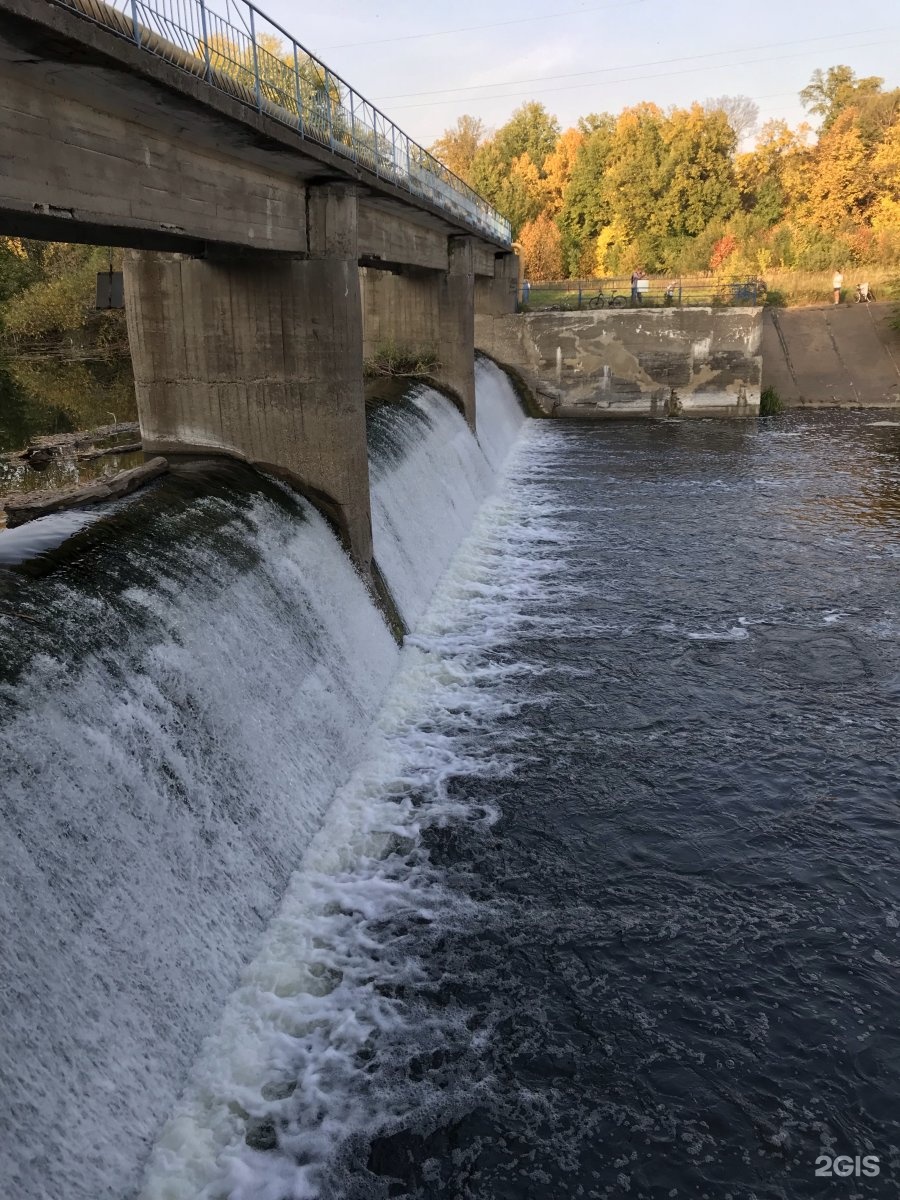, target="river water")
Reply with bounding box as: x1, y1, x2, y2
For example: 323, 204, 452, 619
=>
2, 373, 900, 1199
